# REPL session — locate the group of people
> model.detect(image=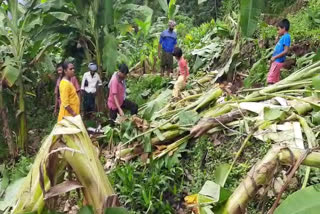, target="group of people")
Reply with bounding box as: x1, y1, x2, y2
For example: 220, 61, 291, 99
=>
159, 20, 189, 98
54, 62, 102, 119
54, 62, 137, 124
54, 18, 291, 123
54, 20, 189, 124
